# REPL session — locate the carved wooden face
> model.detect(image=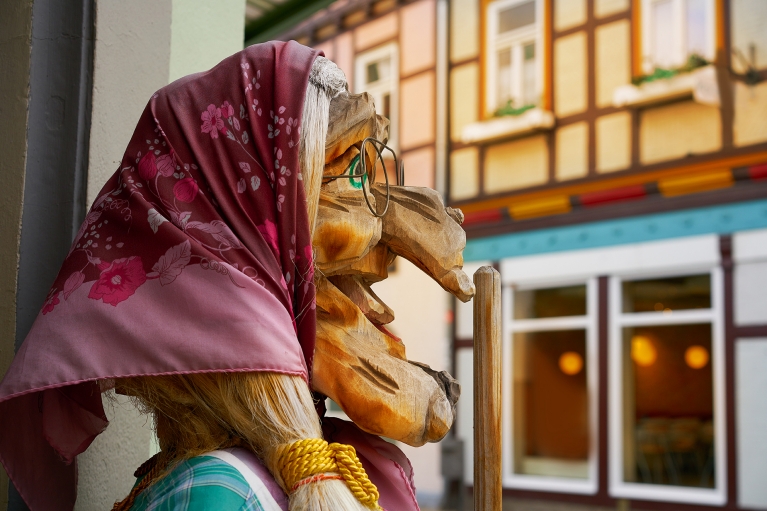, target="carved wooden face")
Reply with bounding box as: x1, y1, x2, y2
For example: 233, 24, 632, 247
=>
311, 92, 474, 447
